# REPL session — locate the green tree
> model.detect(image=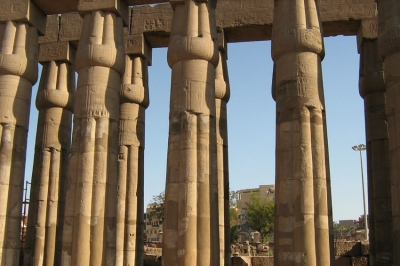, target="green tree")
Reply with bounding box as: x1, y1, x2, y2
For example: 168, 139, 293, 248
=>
229, 189, 240, 243
245, 193, 274, 242
148, 191, 165, 224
